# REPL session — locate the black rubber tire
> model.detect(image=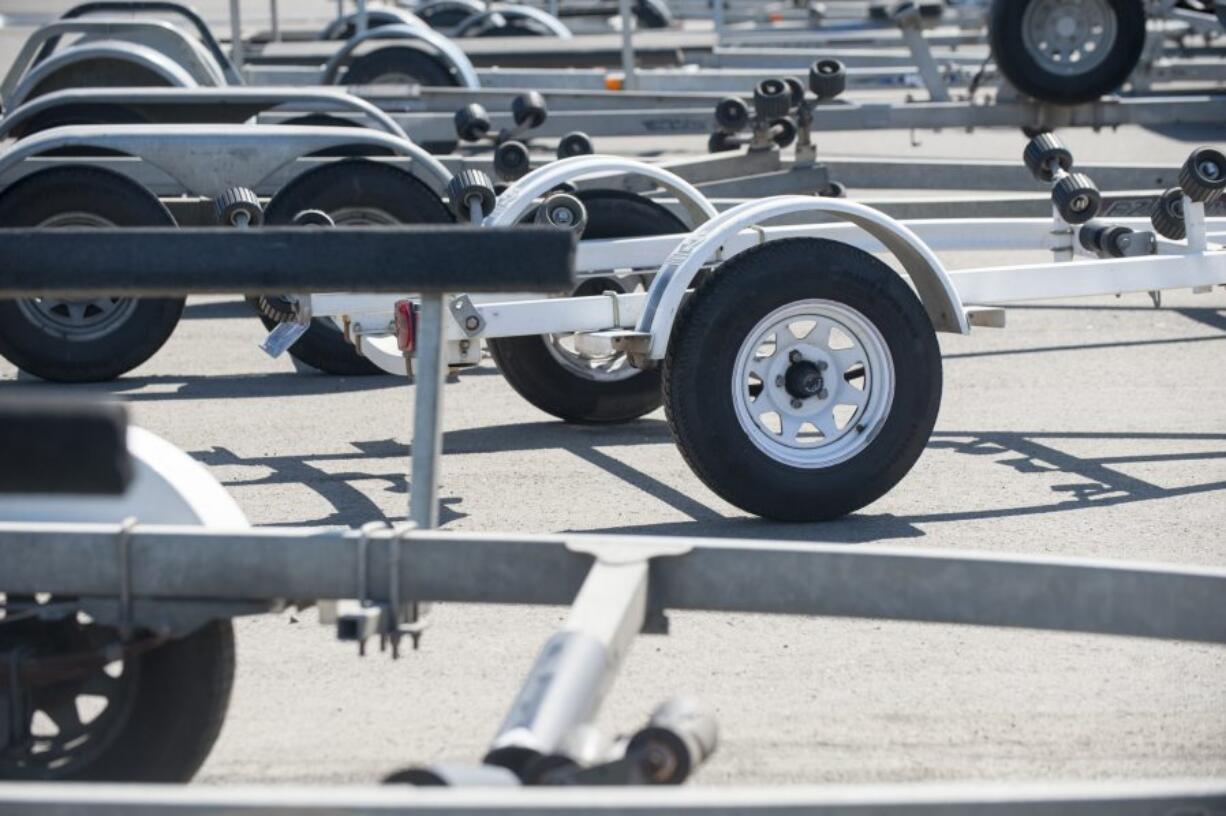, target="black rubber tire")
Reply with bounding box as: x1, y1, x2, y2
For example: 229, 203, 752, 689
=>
1, 620, 234, 782
487, 190, 687, 424
343, 44, 458, 87
663, 238, 942, 521
1151, 187, 1186, 240
23, 58, 173, 101
634, 0, 674, 28
9, 102, 147, 142
0, 167, 182, 382
280, 113, 400, 157
258, 160, 453, 375
416, 0, 485, 29
989, 0, 1147, 105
